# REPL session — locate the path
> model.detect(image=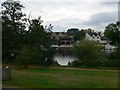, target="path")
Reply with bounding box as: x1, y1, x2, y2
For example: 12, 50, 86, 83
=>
3, 64, 120, 72
48, 67, 120, 72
